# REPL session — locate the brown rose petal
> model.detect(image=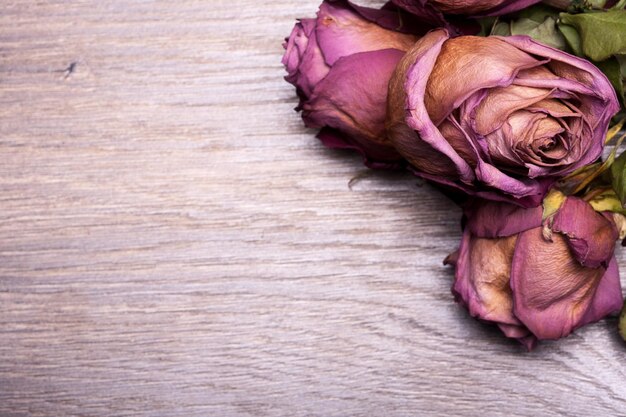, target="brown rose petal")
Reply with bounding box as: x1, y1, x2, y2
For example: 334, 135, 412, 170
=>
425, 36, 542, 126
468, 235, 519, 325
439, 118, 479, 167
474, 84, 553, 136
526, 98, 582, 119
